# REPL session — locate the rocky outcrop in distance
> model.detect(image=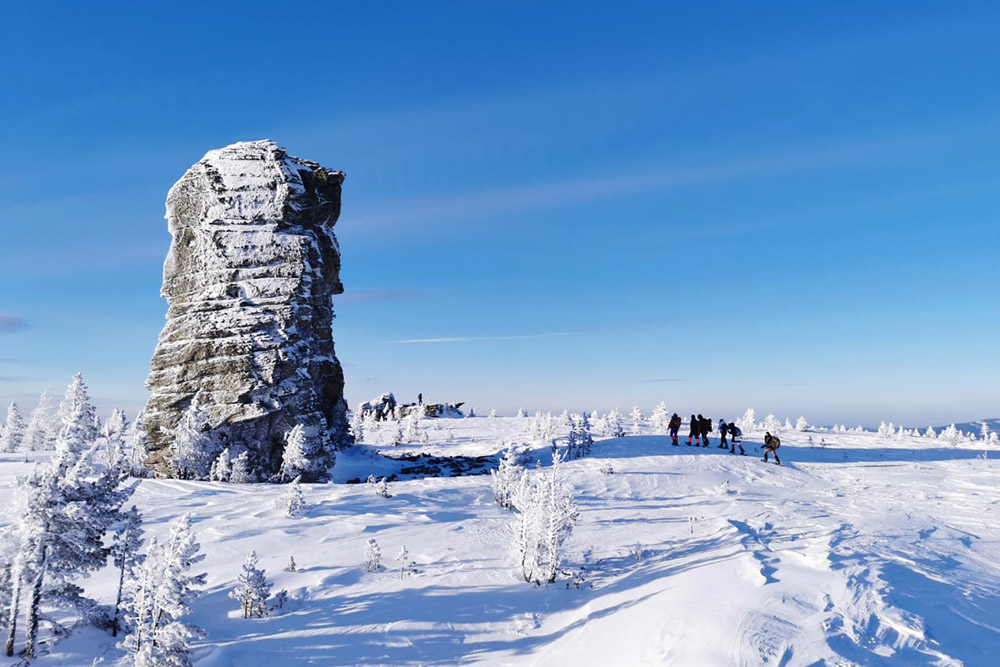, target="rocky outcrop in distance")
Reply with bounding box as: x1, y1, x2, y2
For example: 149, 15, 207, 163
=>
144, 140, 349, 479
